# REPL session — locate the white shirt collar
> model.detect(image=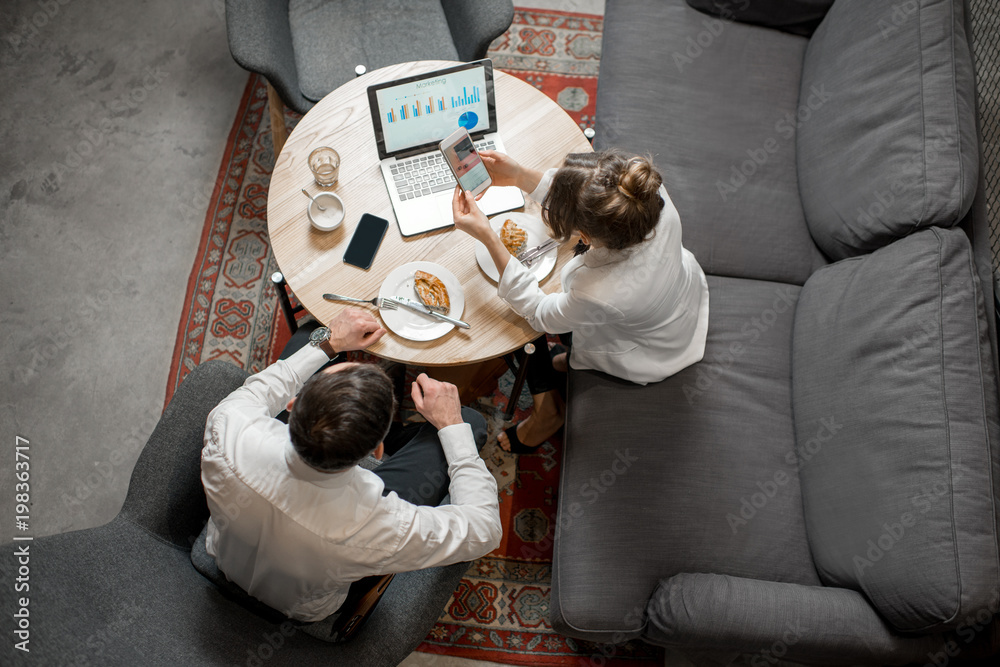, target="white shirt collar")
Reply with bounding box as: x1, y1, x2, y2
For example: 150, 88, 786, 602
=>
283, 440, 356, 489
